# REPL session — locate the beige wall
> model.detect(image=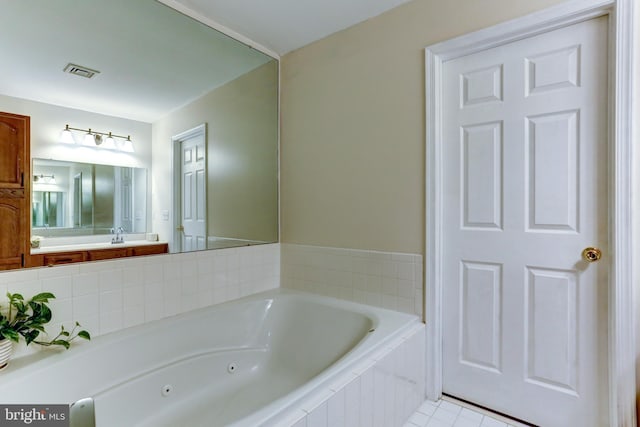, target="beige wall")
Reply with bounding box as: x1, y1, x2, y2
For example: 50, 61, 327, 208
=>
152, 60, 279, 245
280, 0, 565, 254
